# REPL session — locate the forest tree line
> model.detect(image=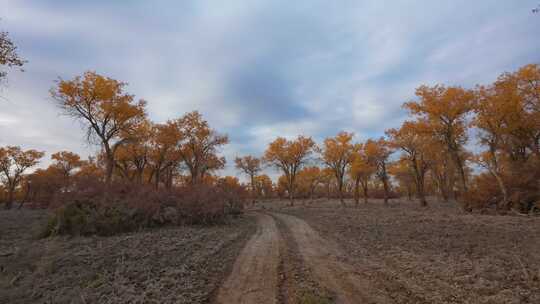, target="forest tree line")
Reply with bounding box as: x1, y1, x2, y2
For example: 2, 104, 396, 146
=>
0, 64, 538, 216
